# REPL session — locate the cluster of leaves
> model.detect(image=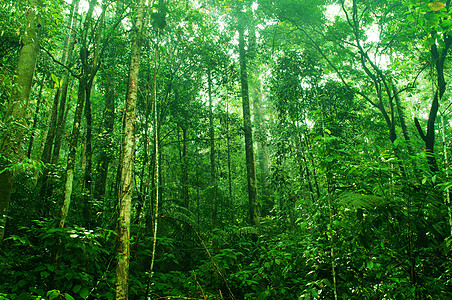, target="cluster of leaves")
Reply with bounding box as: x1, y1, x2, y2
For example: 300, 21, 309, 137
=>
0, 221, 115, 299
